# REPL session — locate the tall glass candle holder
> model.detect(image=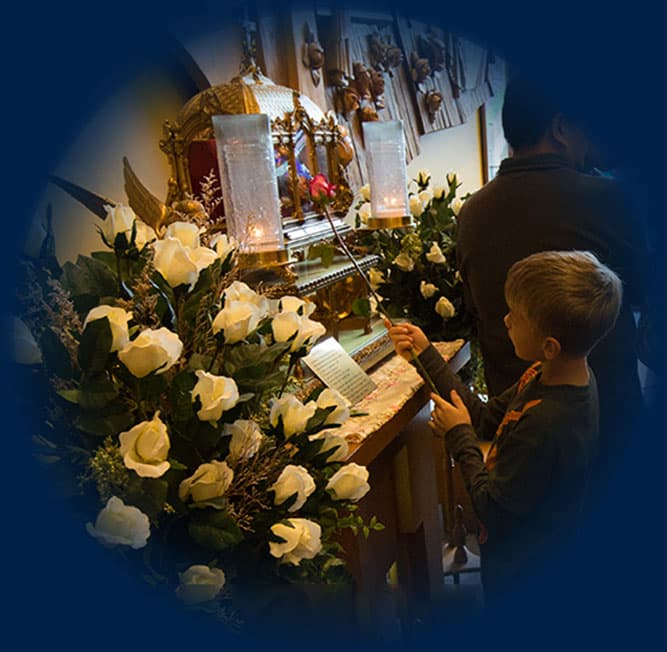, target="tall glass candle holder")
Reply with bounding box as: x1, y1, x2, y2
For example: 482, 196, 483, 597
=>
212, 114, 288, 267
362, 120, 412, 229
